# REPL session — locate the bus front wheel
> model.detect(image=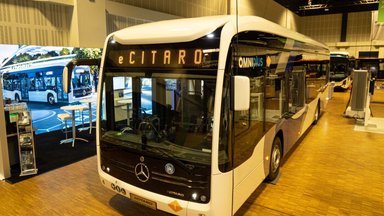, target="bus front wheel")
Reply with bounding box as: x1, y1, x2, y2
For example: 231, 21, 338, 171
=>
47, 94, 55, 105
313, 102, 320, 125
267, 136, 282, 182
